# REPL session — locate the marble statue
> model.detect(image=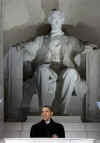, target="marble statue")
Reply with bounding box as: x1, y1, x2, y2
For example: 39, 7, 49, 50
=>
23, 10, 94, 114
